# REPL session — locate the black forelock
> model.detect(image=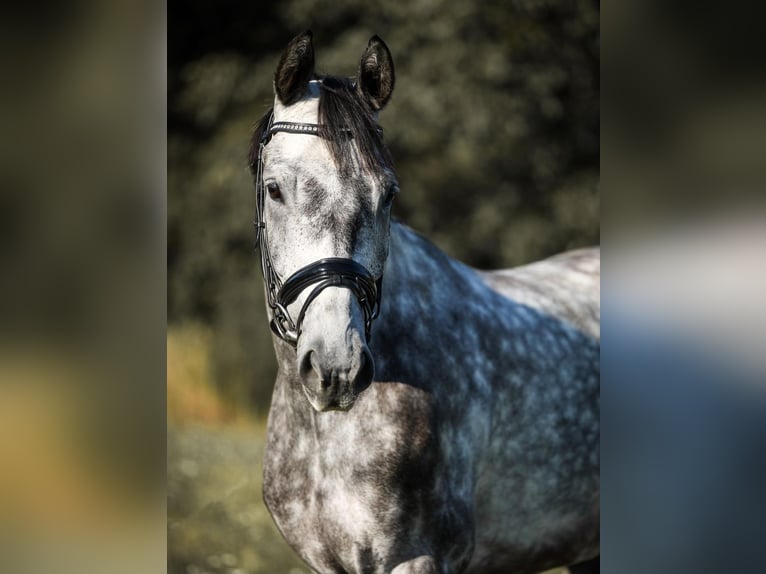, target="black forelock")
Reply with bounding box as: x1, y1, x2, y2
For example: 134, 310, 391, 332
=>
248, 75, 393, 178
316, 75, 394, 176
